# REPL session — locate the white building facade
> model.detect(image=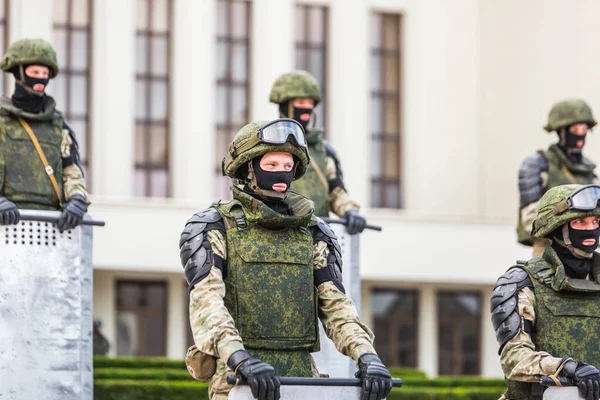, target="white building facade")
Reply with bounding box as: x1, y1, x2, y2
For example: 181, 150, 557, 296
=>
5, 0, 600, 379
